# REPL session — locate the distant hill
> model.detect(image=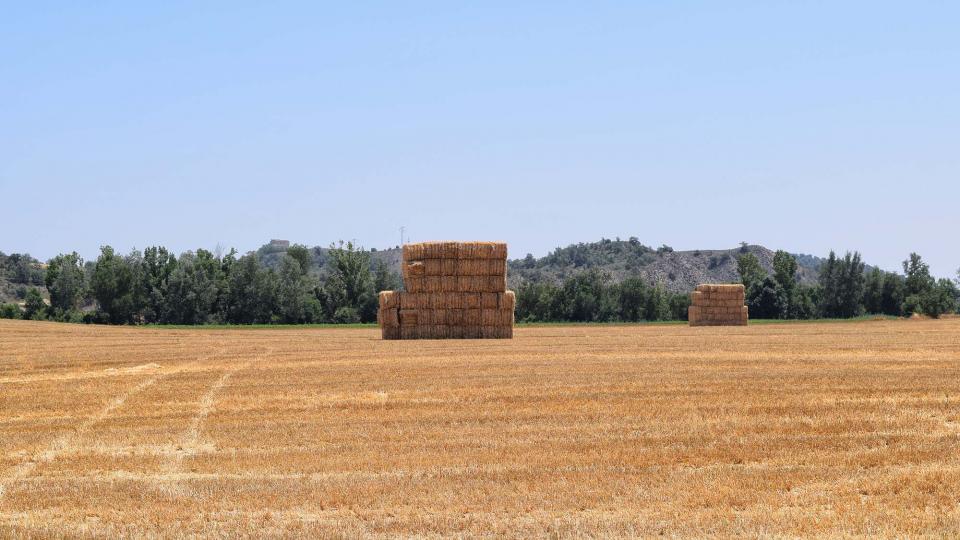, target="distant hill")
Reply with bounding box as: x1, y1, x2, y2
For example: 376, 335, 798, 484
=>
0, 239, 863, 306
505, 240, 826, 293
255, 239, 828, 293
